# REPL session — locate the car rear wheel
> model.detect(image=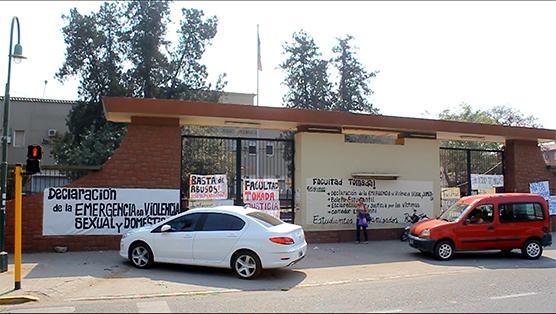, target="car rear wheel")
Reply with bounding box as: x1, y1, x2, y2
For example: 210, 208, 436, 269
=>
434, 240, 454, 261
129, 242, 154, 269
522, 239, 543, 260
232, 251, 262, 280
